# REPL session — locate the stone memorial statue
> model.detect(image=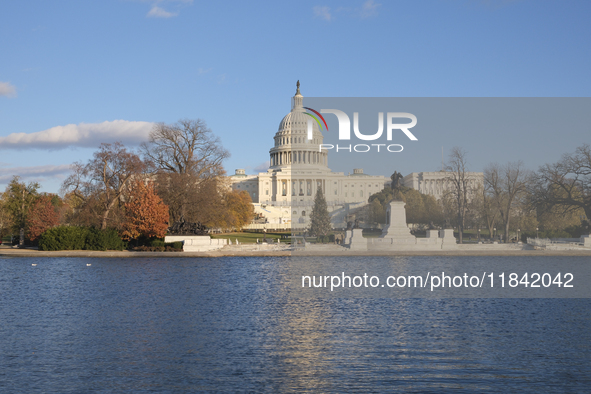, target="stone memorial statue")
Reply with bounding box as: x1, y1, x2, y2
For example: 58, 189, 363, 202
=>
390, 171, 403, 190
390, 171, 404, 201
168, 218, 207, 235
